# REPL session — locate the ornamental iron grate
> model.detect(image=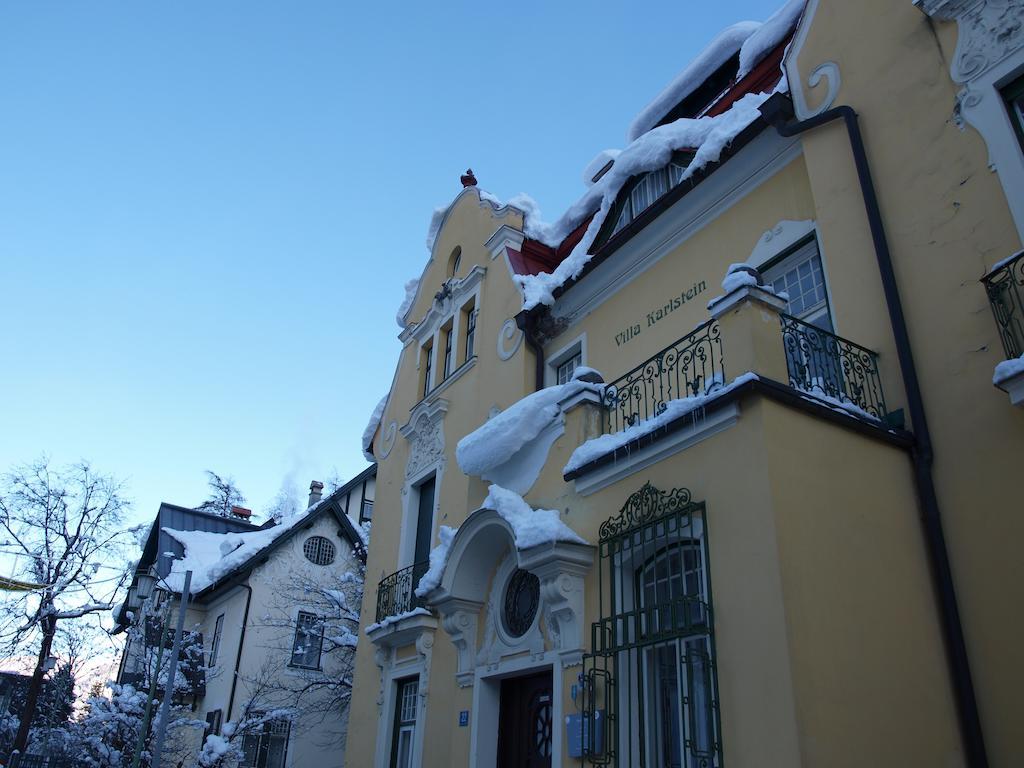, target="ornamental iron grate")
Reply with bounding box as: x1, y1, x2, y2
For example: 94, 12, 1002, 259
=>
982, 249, 1024, 360
779, 313, 887, 420
603, 320, 725, 434
582, 483, 722, 767
375, 560, 430, 624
